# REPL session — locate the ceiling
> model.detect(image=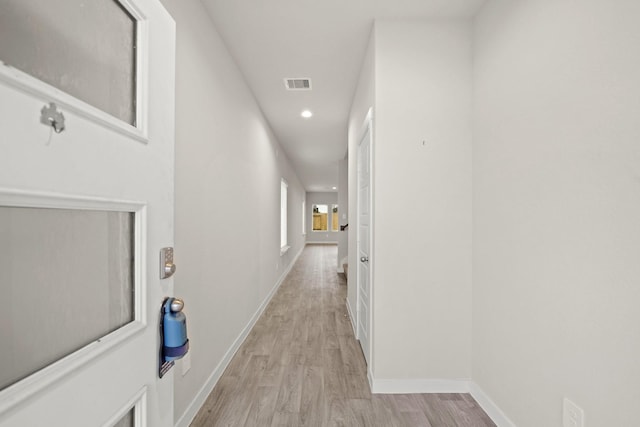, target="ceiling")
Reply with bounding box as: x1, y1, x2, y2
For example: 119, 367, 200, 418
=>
201, 0, 486, 192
